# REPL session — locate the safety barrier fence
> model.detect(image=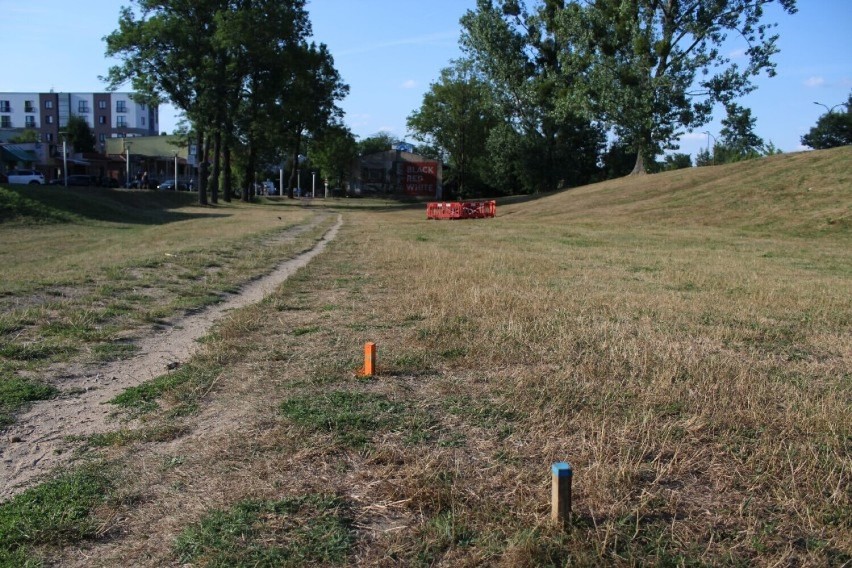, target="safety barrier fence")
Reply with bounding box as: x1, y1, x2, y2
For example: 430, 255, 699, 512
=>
426, 200, 496, 220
